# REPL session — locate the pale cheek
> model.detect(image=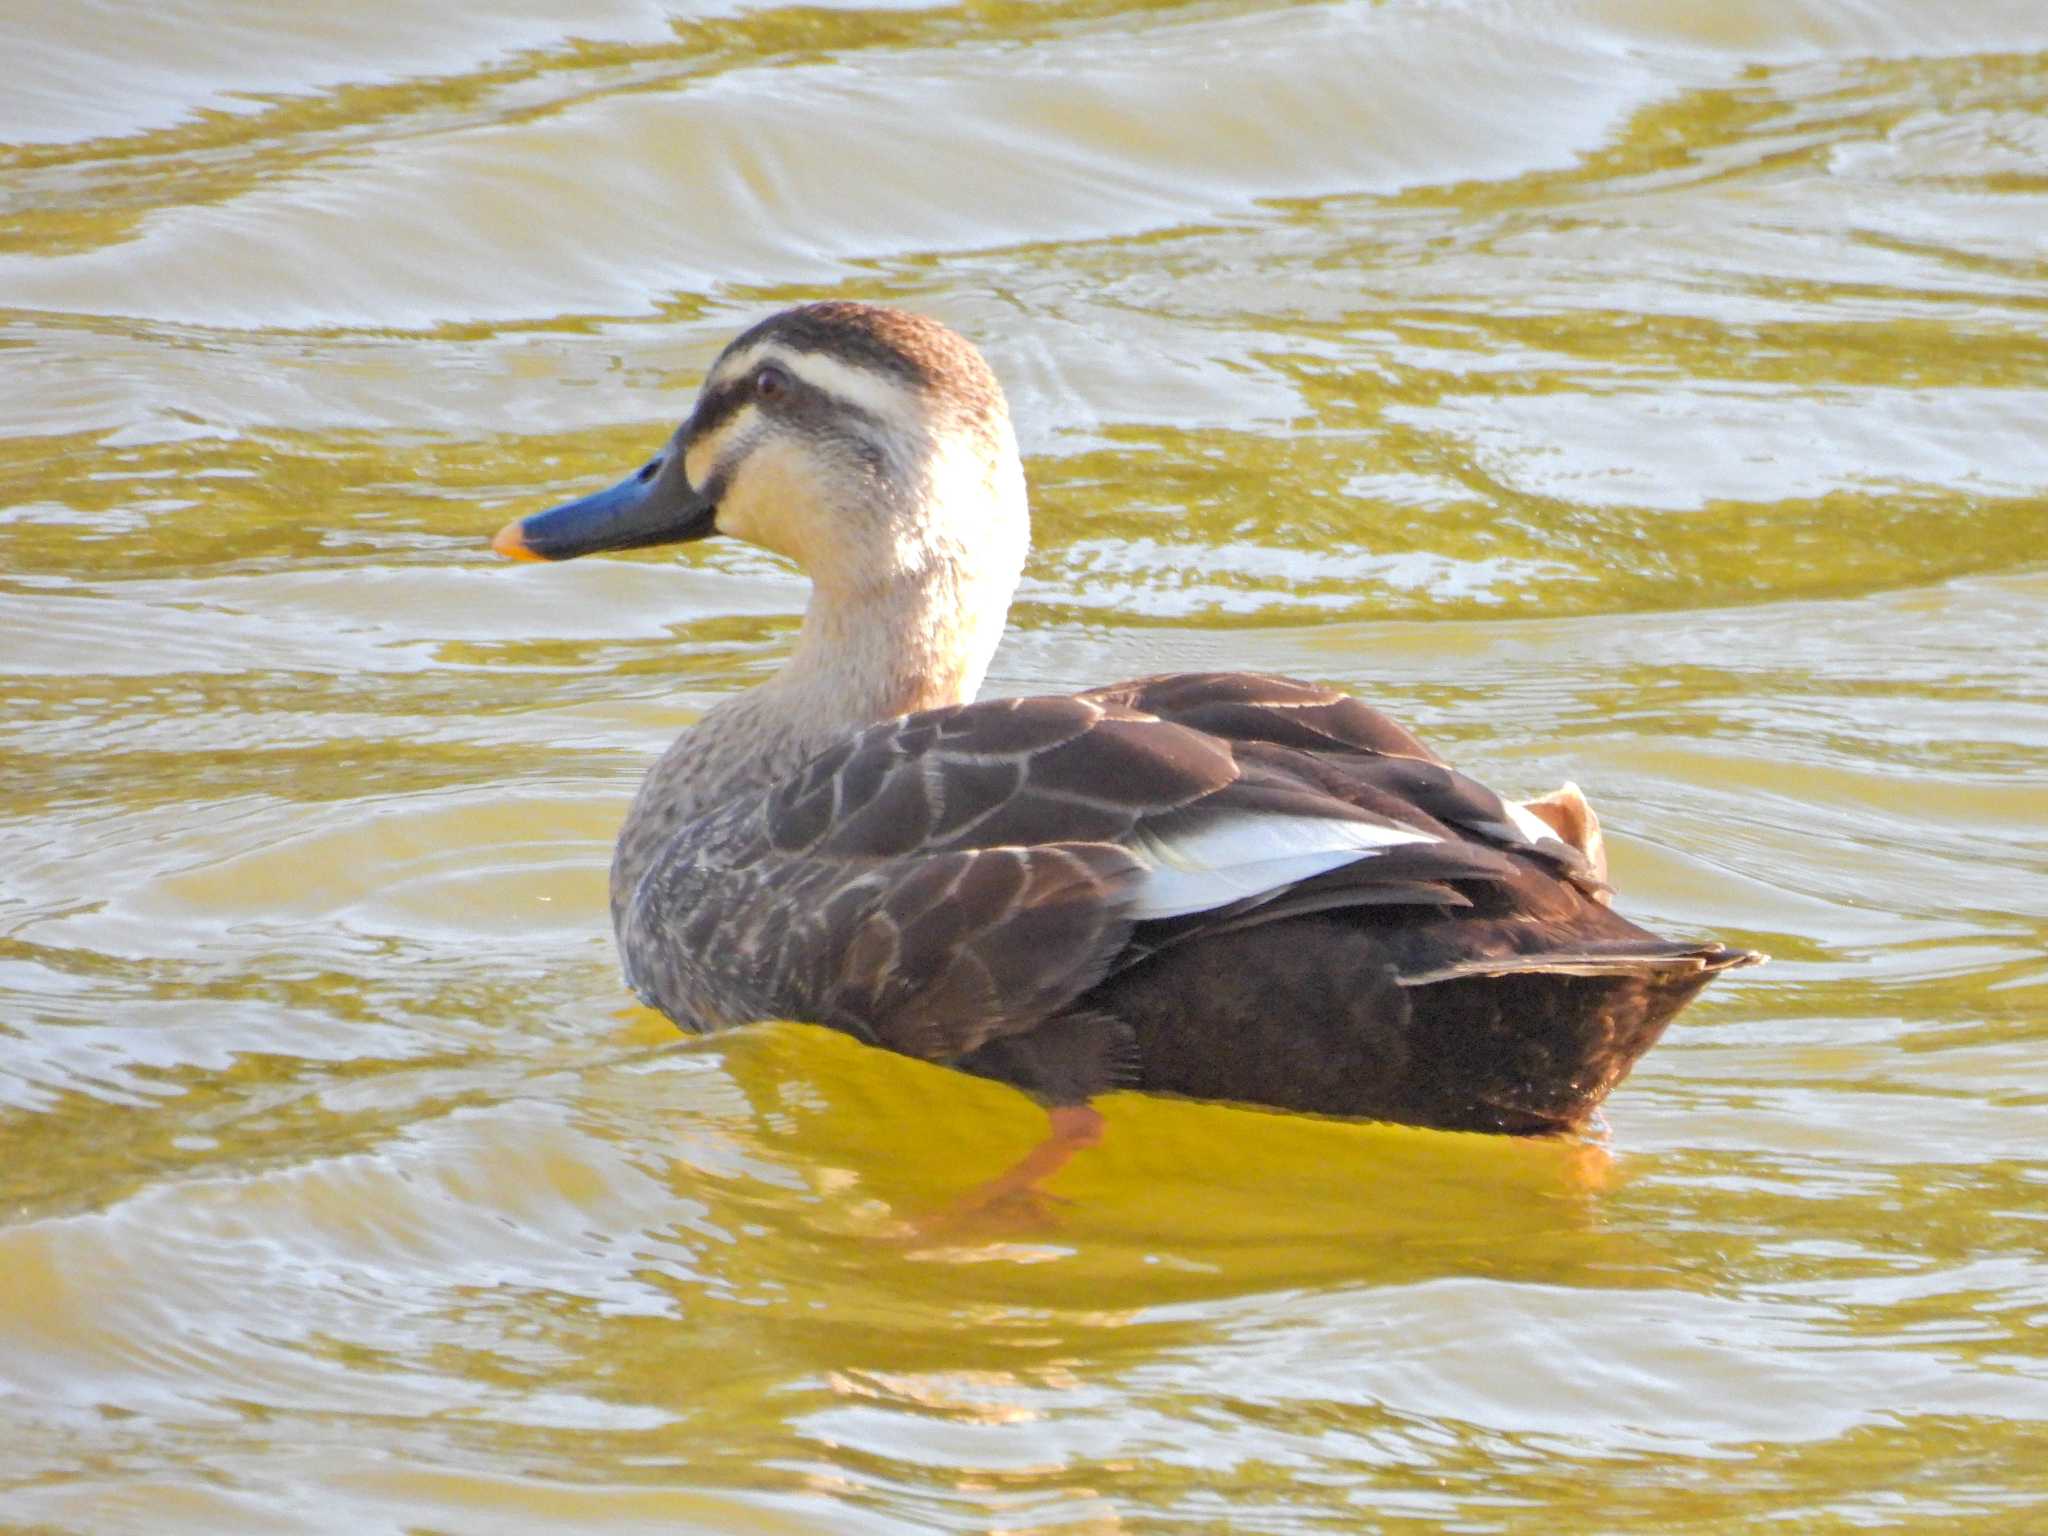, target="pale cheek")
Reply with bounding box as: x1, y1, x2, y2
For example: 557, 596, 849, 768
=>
683, 404, 757, 492
717, 447, 819, 566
